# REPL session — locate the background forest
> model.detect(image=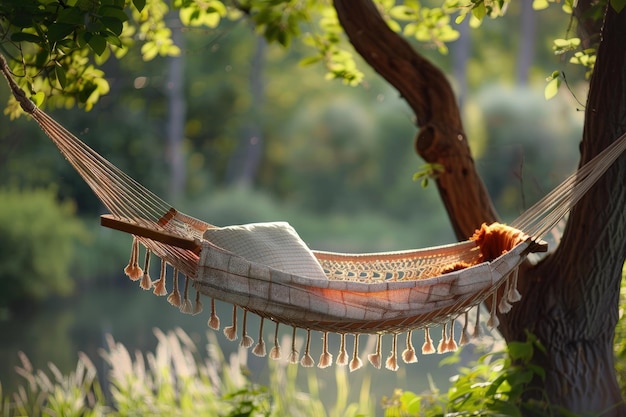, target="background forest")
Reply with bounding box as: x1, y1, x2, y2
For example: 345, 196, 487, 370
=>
0, 1, 605, 415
